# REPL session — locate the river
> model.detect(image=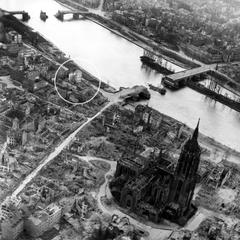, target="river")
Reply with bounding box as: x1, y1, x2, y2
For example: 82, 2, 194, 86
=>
1, 0, 240, 151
